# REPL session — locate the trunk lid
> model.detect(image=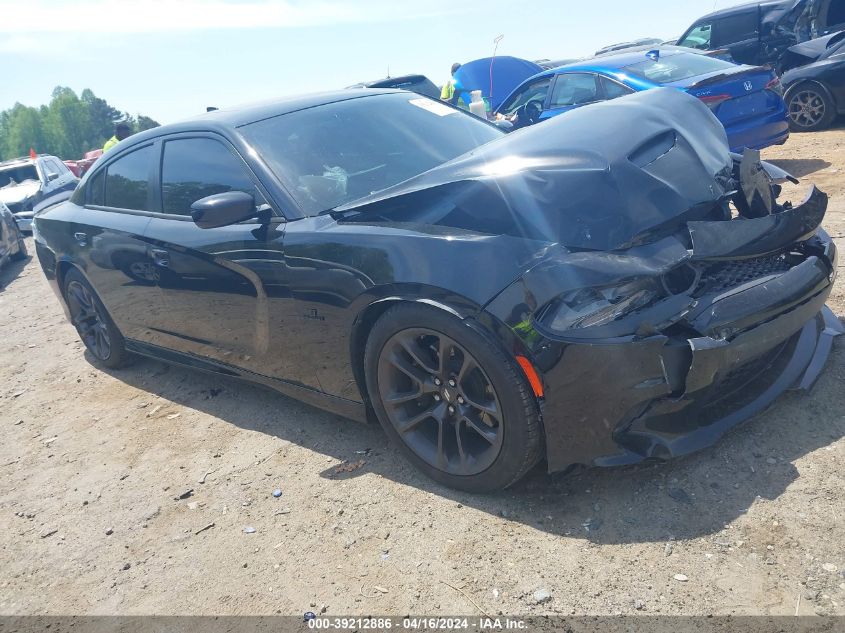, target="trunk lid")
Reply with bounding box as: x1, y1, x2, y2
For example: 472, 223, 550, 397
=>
679, 66, 782, 124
